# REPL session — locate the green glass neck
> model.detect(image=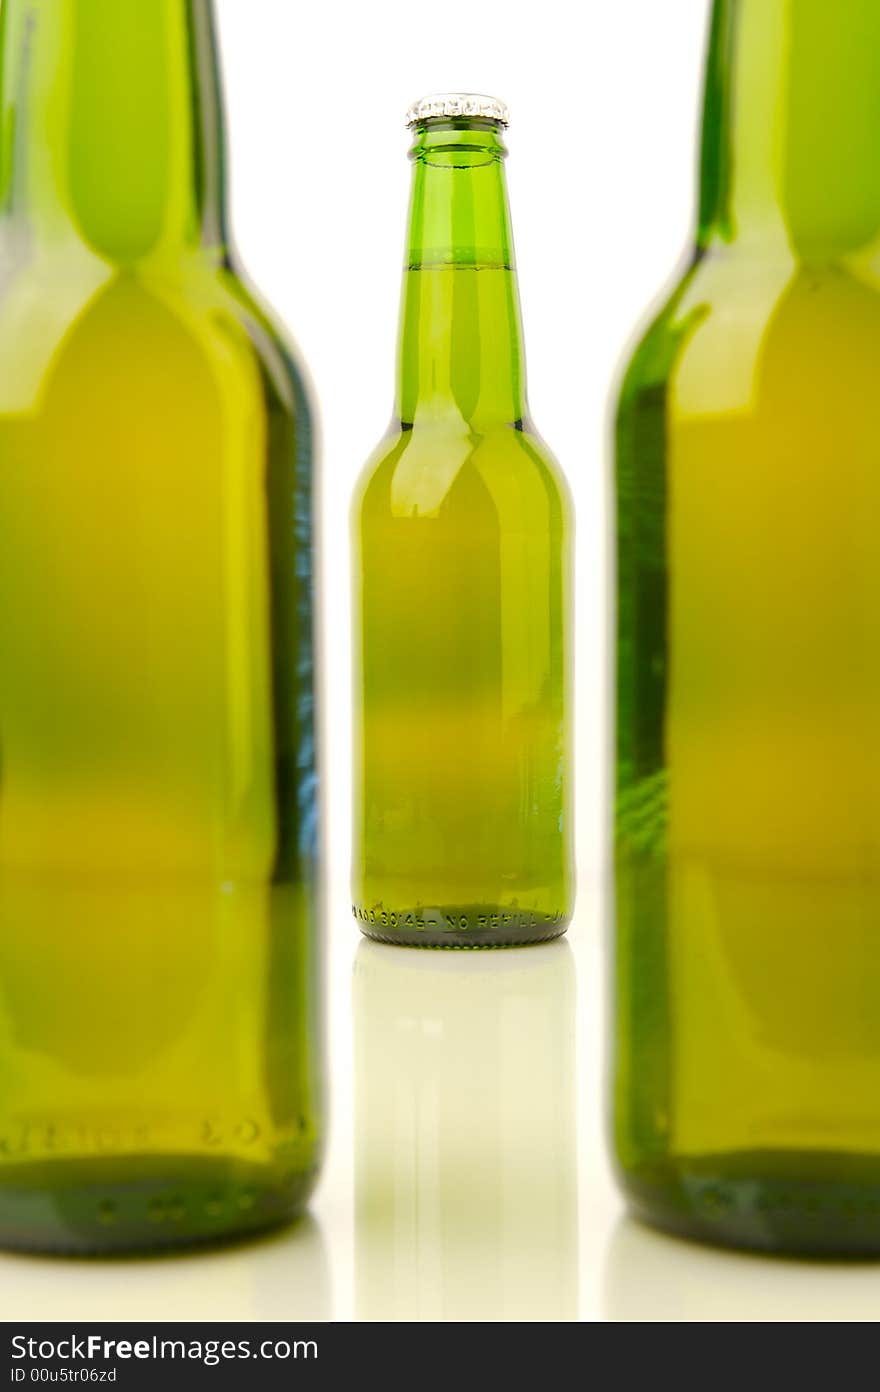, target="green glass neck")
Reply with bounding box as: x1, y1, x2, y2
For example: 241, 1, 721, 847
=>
396, 120, 527, 429
0, 0, 227, 264
699, 0, 880, 260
